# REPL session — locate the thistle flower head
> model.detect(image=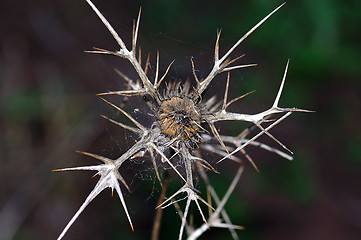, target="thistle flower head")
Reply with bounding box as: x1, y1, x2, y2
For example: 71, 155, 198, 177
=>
55, 1, 311, 239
